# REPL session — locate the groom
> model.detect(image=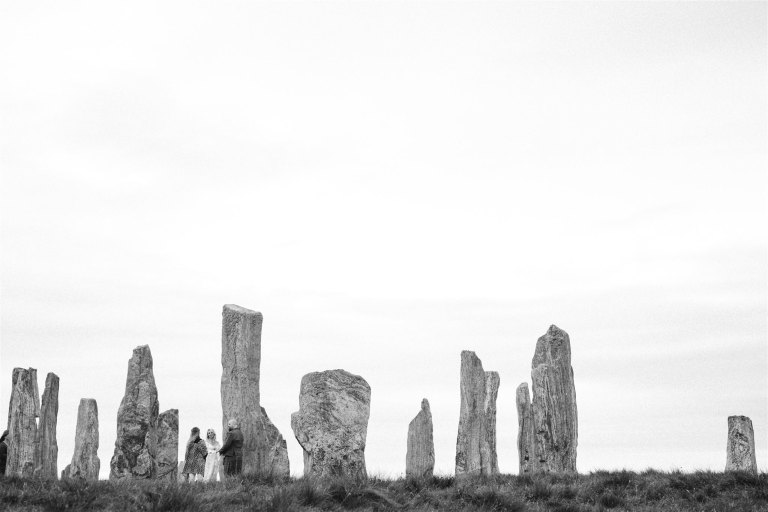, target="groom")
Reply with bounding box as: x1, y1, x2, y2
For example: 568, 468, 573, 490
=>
218, 419, 244, 476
